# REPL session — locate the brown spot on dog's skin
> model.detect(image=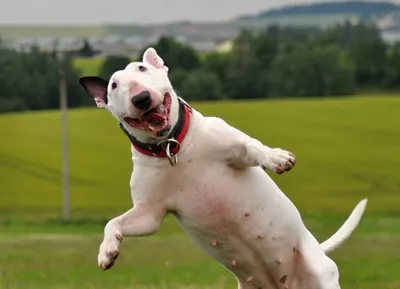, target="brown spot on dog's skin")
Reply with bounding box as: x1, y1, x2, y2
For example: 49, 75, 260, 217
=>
109, 250, 119, 259
244, 212, 251, 217
293, 246, 296, 252
257, 234, 263, 239
280, 275, 287, 283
